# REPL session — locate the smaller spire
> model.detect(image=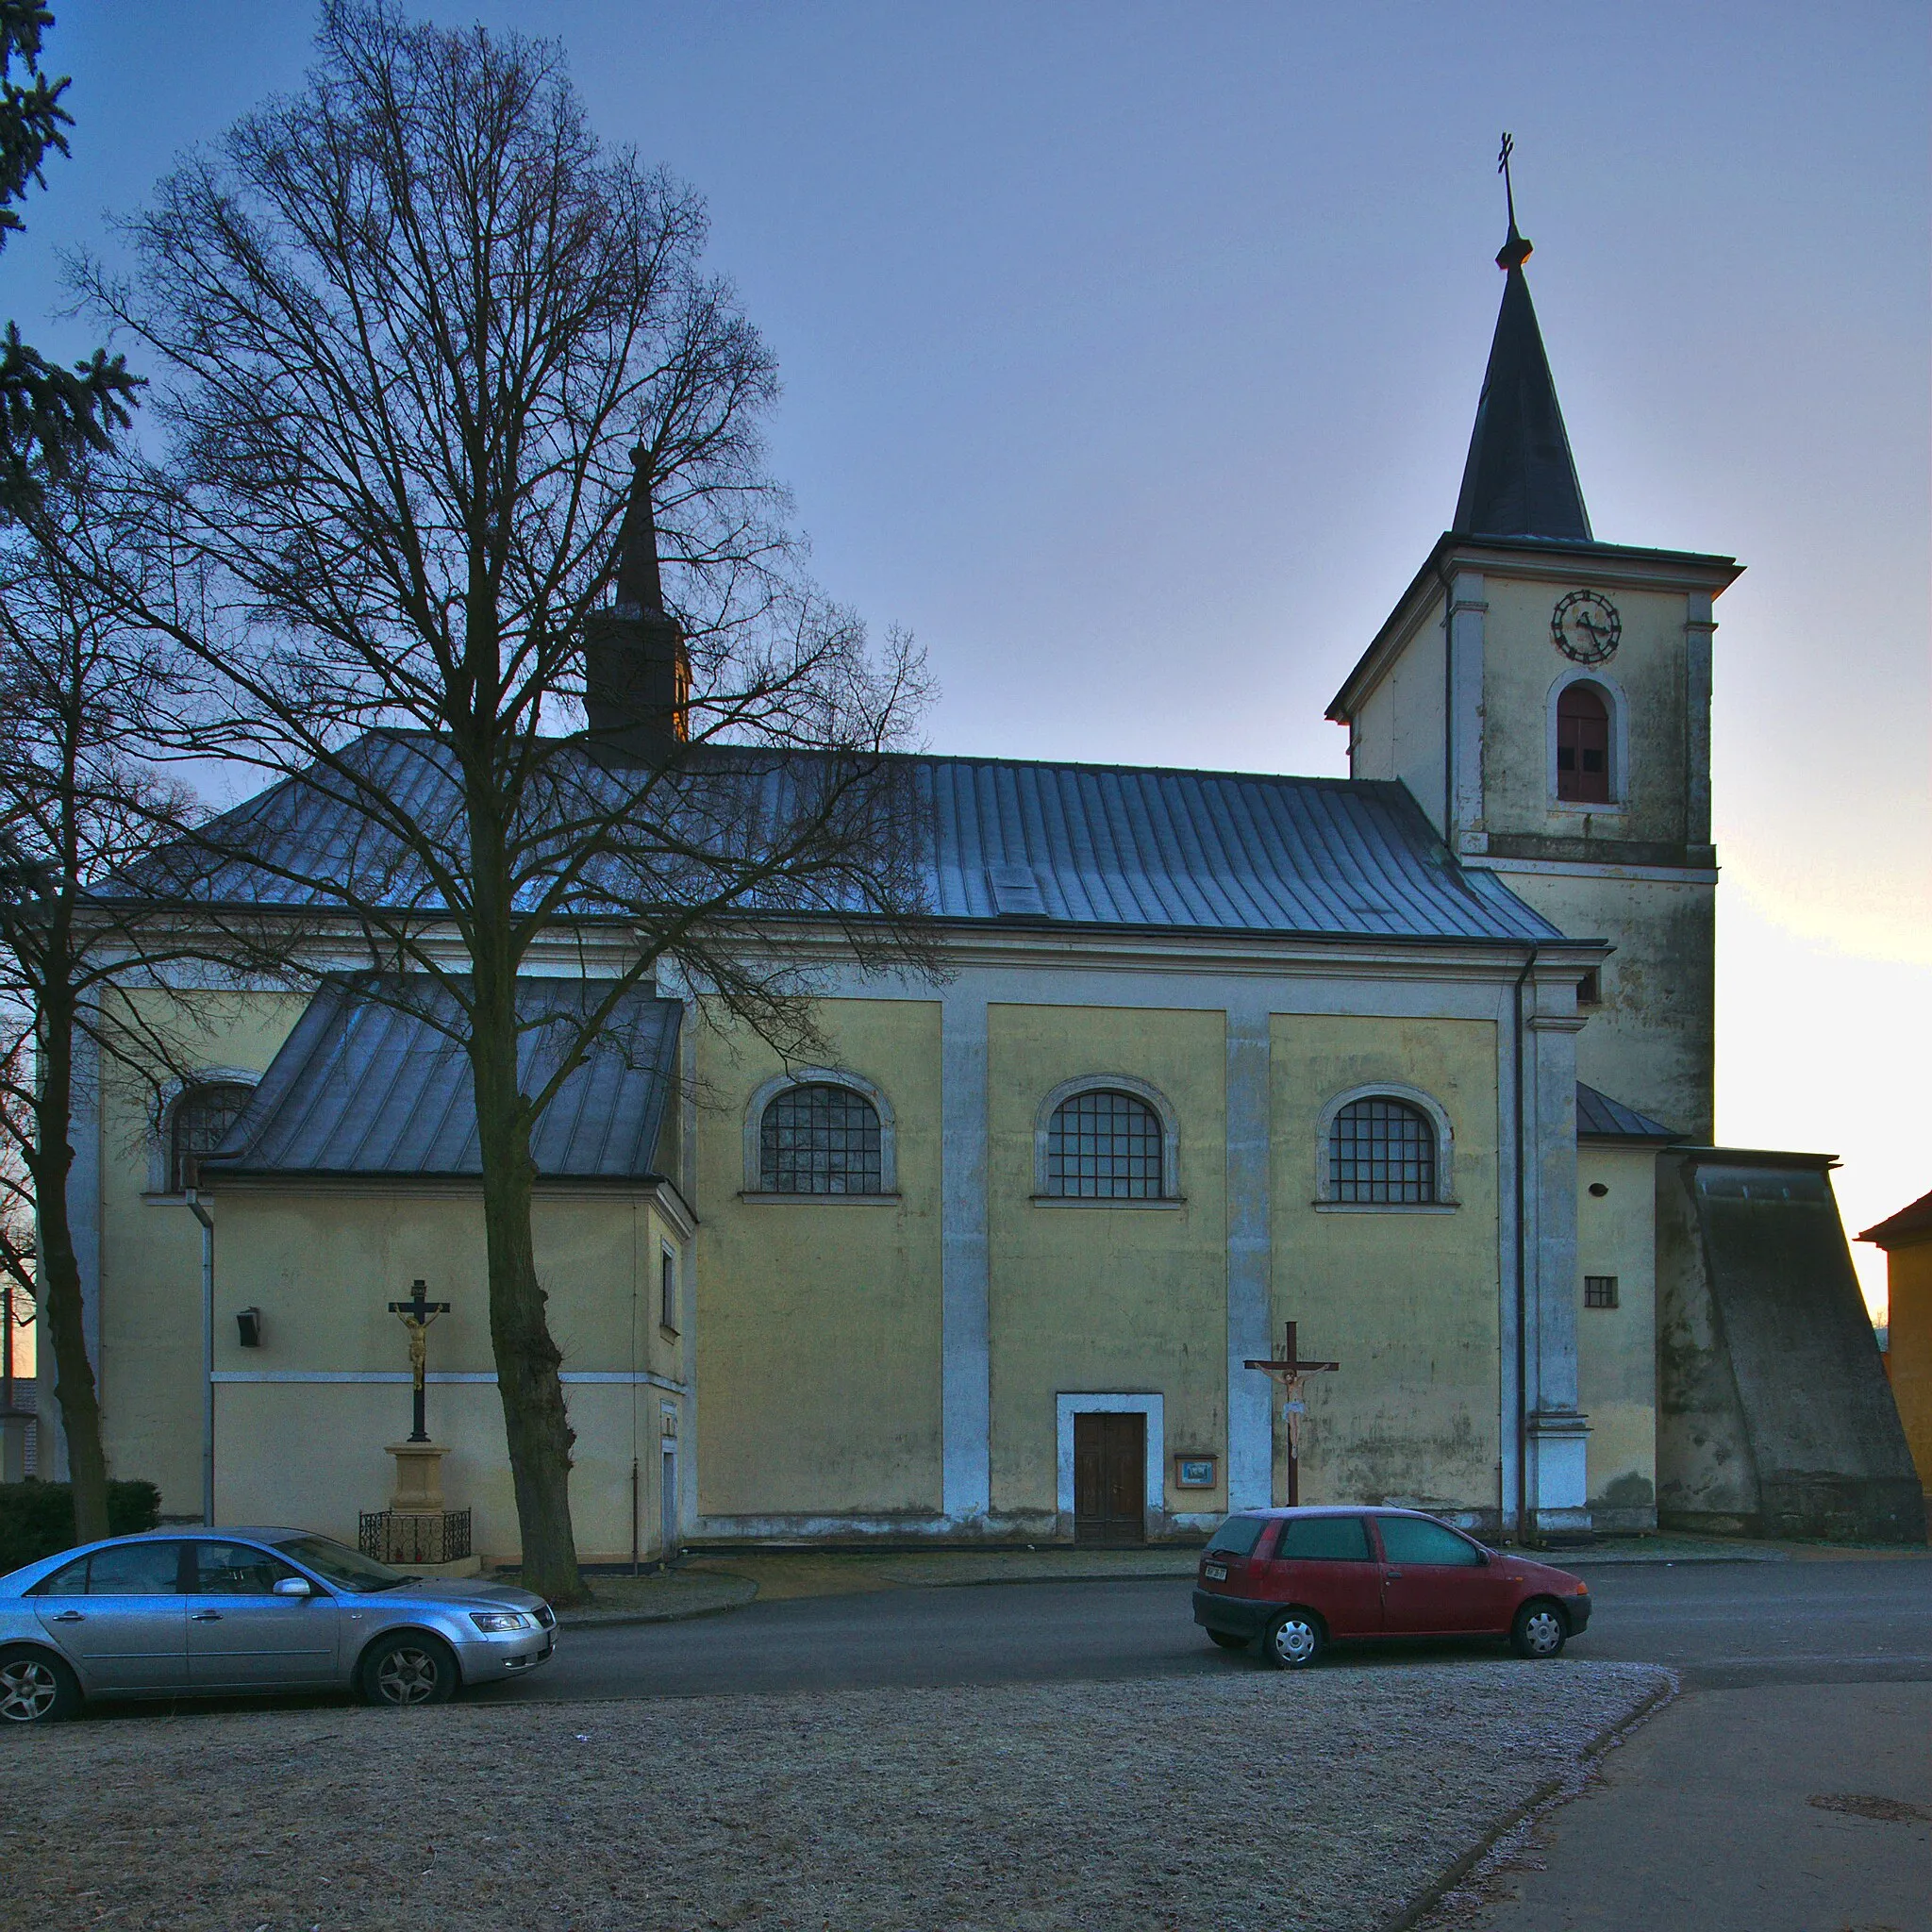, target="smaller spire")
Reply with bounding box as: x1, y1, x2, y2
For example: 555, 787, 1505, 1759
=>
613, 442, 666, 617
1495, 132, 1533, 271
585, 439, 691, 758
